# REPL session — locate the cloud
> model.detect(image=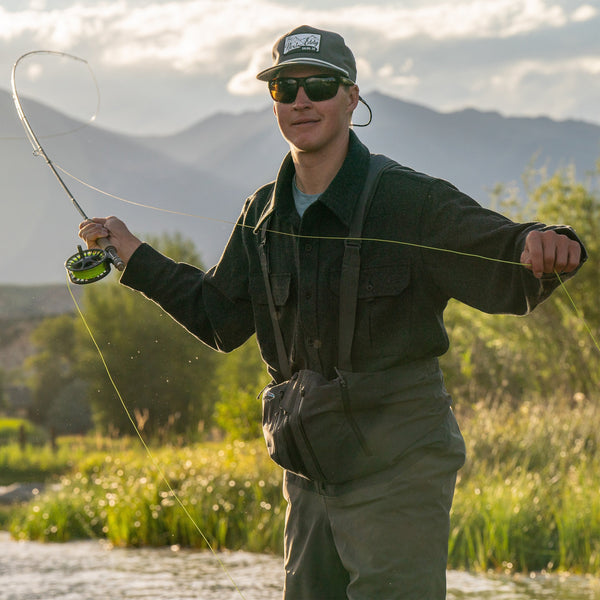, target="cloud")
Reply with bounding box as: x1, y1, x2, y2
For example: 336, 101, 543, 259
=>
226, 42, 272, 96
2, 0, 599, 133
331, 0, 568, 40
571, 4, 598, 22
0, 3, 126, 46
2, 0, 591, 73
